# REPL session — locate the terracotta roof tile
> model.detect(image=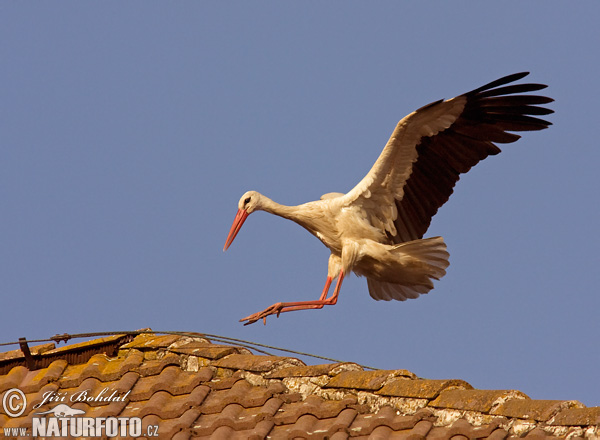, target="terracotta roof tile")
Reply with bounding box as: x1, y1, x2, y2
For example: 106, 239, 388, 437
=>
273, 394, 356, 425
208, 375, 244, 391
120, 333, 182, 349
491, 399, 584, 422
429, 389, 529, 412
0, 331, 597, 439
549, 407, 600, 426
199, 378, 282, 414
193, 398, 283, 436
128, 365, 211, 401
192, 418, 277, 440
377, 378, 473, 399
76, 398, 129, 419
0, 365, 28, 393
20, 359, 67, 392
136, 351, 181, 376
137, 408, 203, 439
348, 407, 427, 436
24, 382, 60, 412
211, 353, 304, 372
266, 362, 362, 379
488, 427, 510, 440
325, 369, 416, 391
